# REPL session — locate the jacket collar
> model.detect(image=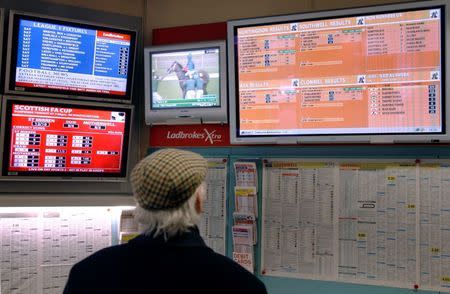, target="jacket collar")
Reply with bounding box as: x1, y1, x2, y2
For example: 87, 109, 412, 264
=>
128, 226, 208, 248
